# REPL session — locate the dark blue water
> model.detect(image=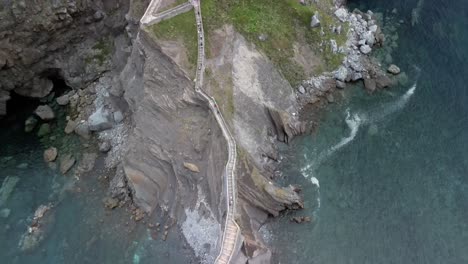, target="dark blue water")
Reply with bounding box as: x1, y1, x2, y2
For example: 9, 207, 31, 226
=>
269, 0, 468, 263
